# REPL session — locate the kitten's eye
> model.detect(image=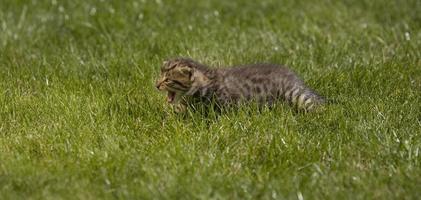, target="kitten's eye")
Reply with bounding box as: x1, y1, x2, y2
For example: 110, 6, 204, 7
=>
164, 78, 170, 82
